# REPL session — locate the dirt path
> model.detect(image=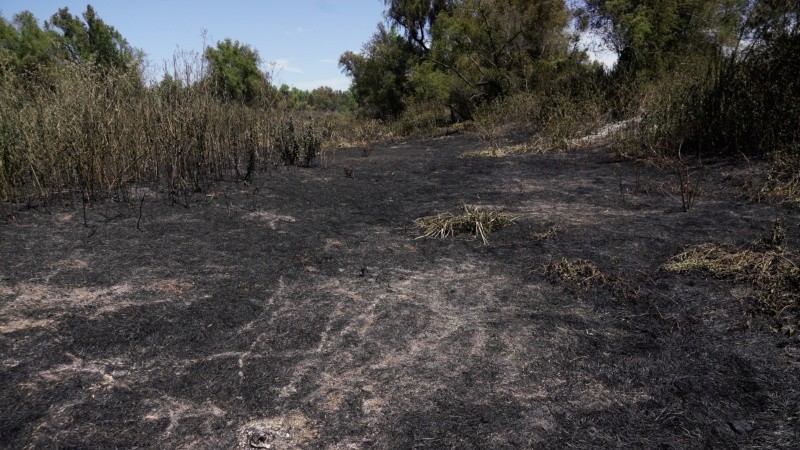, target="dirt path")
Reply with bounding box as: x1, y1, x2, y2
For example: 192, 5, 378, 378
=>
2, 134, 799, 448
